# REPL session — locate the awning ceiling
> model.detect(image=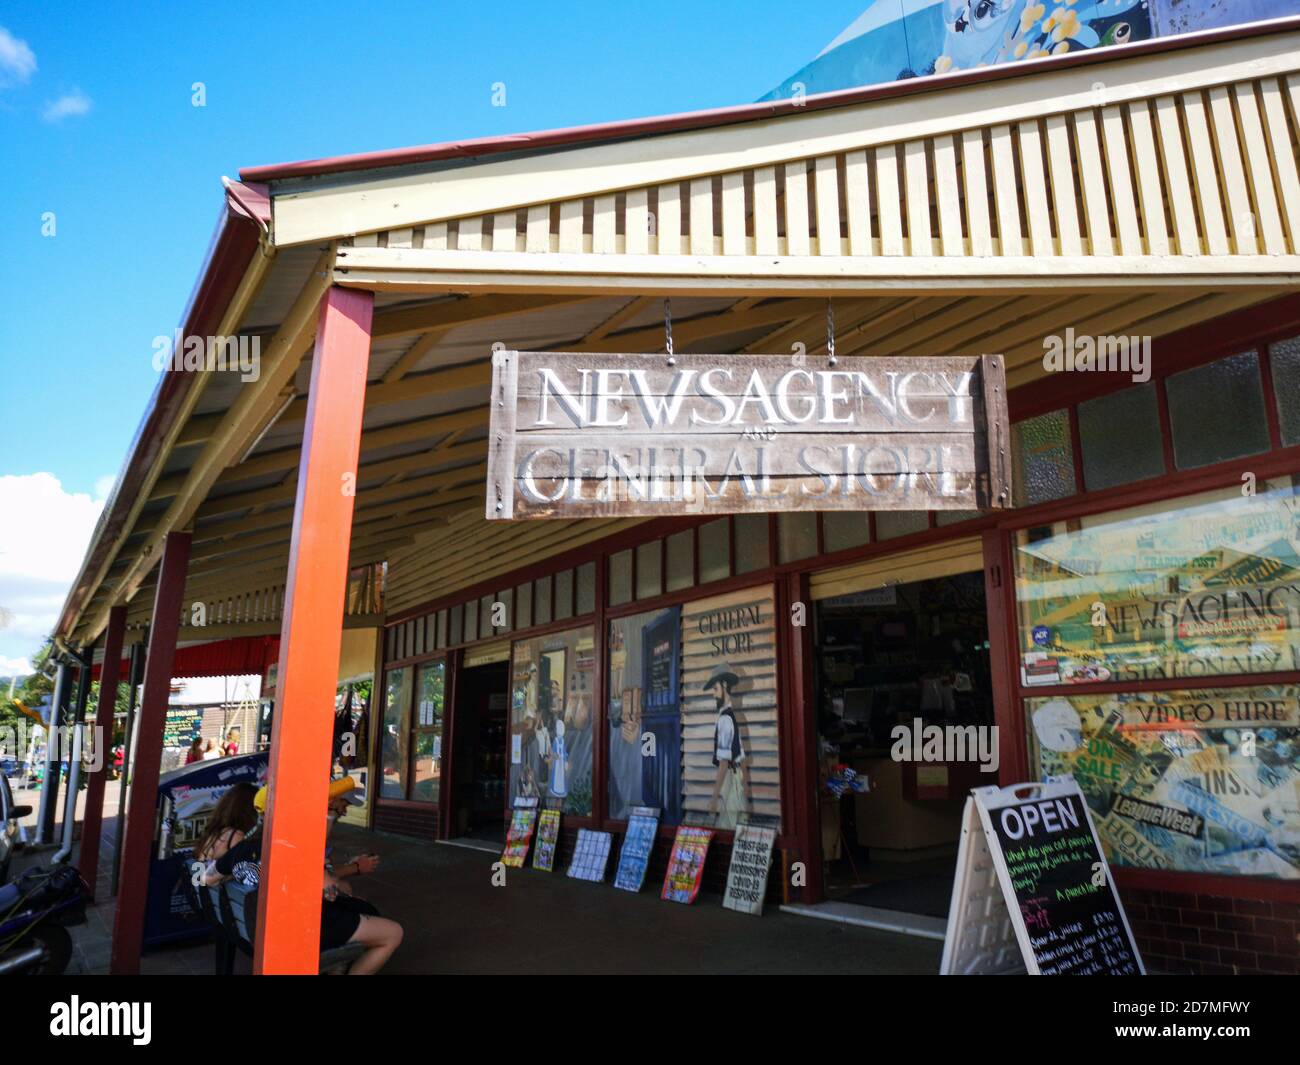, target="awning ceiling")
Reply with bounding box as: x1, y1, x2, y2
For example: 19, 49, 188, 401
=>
59, 18, 1300, 649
